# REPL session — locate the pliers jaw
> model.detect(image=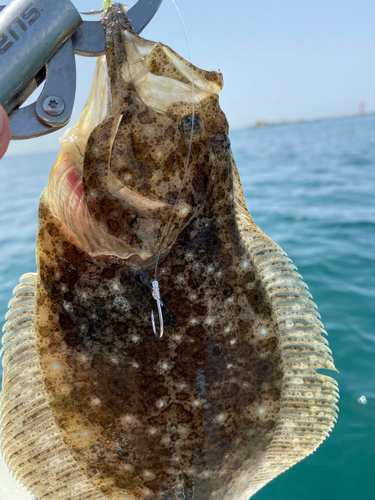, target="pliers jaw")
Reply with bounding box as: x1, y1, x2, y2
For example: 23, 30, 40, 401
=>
0, 0, 163, 139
